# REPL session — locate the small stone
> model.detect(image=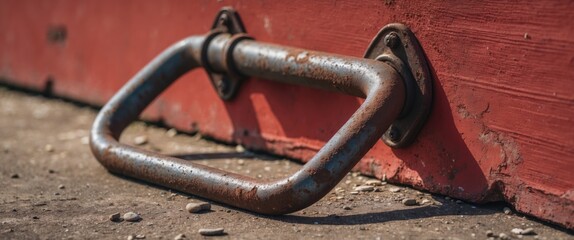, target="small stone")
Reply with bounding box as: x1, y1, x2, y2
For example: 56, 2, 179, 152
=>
349, 191, 359, 195
133, 136, 148, 145
354, 185, 374, 192
48, 169, 56, 174
365, 180, 383, 186
123, 212, 141, 222
58, 184, 65, 189
402, 198, 418, 206
503, 207, 512, 215
389, 187, 401, 193
186, 202, 211, 213
198, 228, 225, 236
10, 173, 19, 179
174, 234, 186, 240
486, 230, 494, 237
524, 33, 530, 40
235, 145, 245, 152
421, 199, 431, 205
445, 196, 451, 200
109, 212, 122, 222
127, 235, 135, 240
135, 235, 146, 239
499, 233, 510, 240
521, 228, 535, 235
166, 128, 177, 137
511, 228, 523, 234
456, 200, 463, 204
45, 144, 54, 152
343, 206, 352, 210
